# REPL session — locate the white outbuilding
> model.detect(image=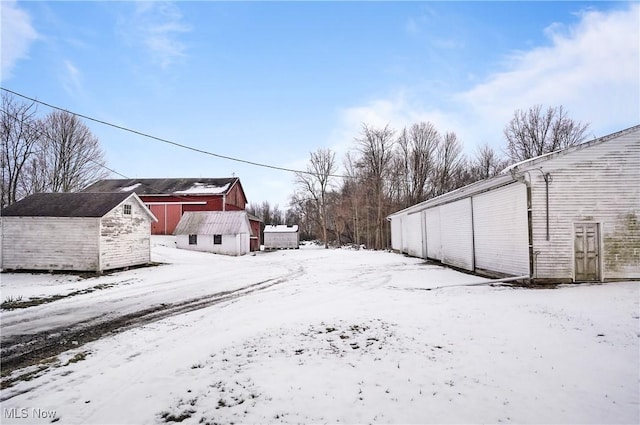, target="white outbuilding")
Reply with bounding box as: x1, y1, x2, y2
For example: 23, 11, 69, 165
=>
388, 125, 640, 283
0, 192, 157, 273
263, 225, 300, 250
173, 211, 252, 256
